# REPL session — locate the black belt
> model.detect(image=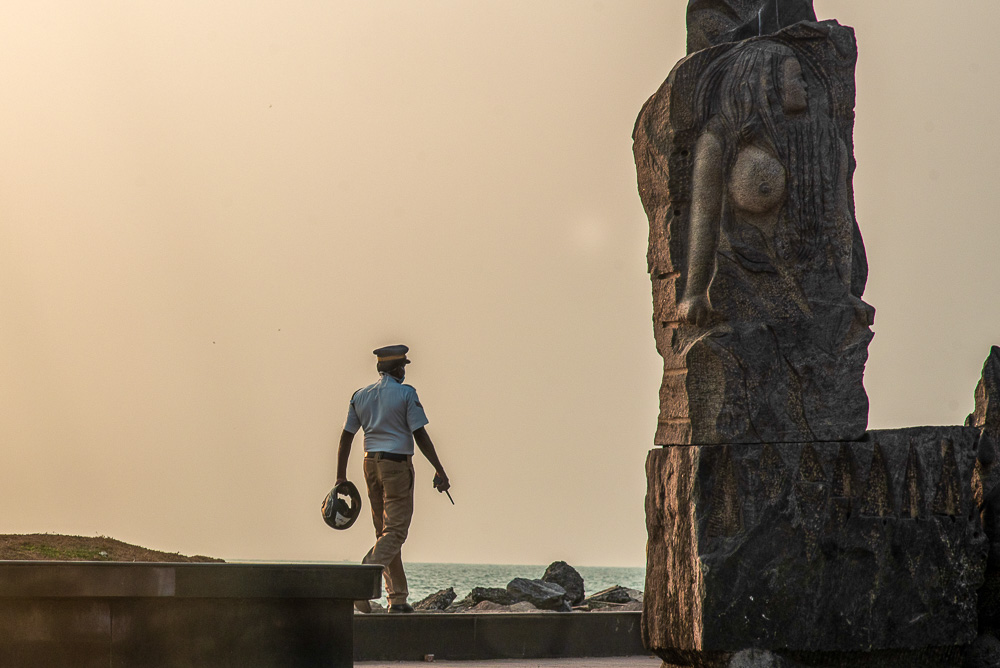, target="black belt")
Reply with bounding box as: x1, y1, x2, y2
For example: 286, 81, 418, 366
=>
365, 452, 409, 463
